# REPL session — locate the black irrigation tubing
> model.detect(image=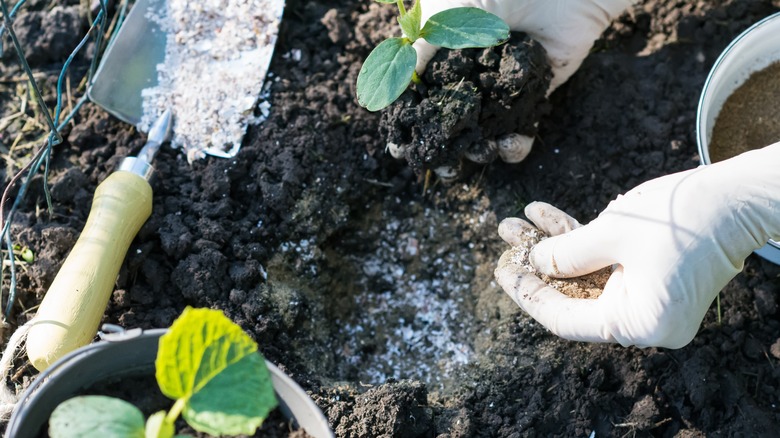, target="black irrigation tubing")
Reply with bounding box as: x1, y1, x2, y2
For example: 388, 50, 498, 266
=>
0, 0, 111, 319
